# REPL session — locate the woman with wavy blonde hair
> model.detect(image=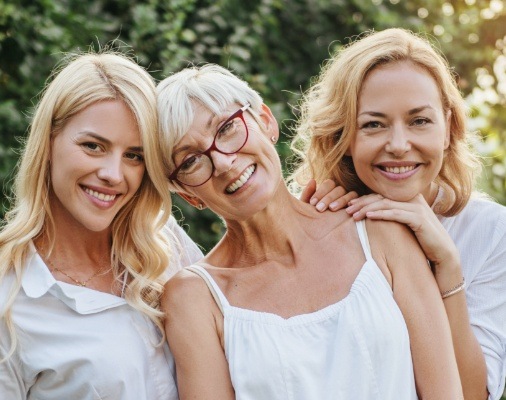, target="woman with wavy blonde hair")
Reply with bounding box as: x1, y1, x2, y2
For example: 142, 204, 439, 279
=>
0, 51, 201, 399
292, 28, 479, 216
292, 28, 506, 399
